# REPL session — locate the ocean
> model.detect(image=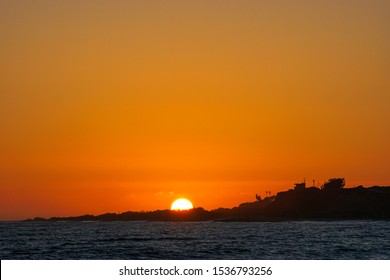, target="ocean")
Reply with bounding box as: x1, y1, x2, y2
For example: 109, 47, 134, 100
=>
0, 221, 389, 259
